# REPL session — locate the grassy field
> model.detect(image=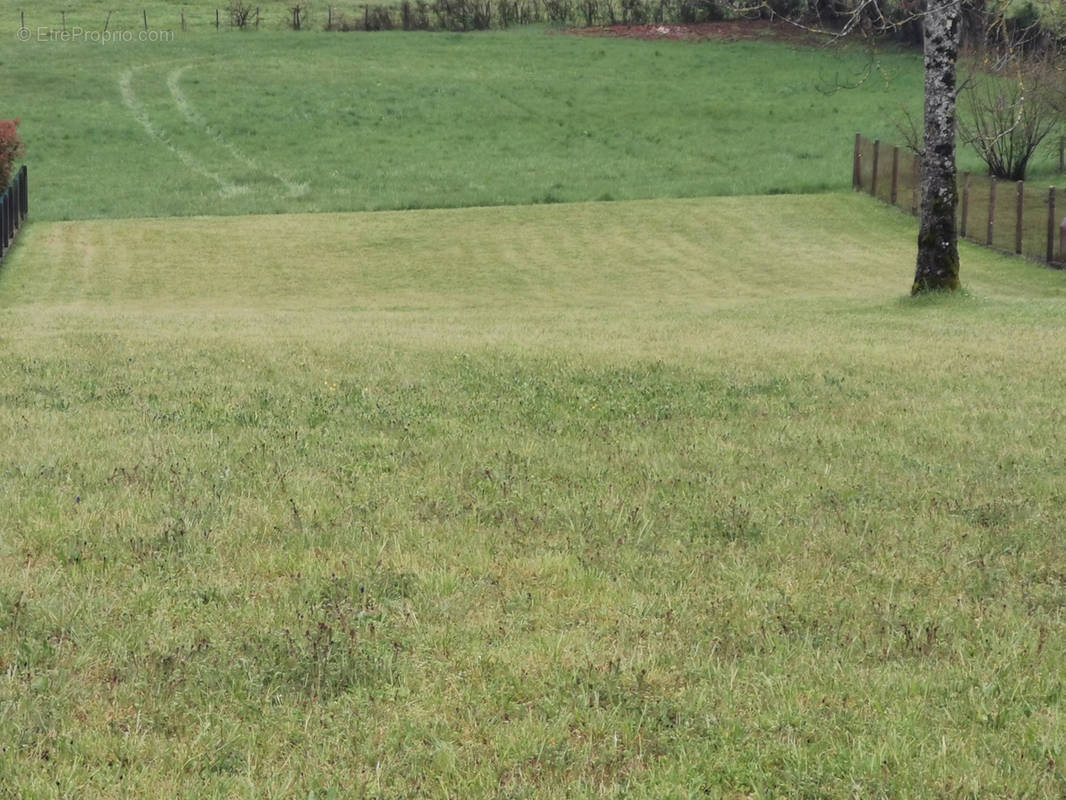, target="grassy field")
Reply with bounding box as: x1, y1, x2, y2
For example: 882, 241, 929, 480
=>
3, 6, 1066, 797
0, 21, 936, 221
3, 7, 1064, 226
2, 193, 1066, 797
